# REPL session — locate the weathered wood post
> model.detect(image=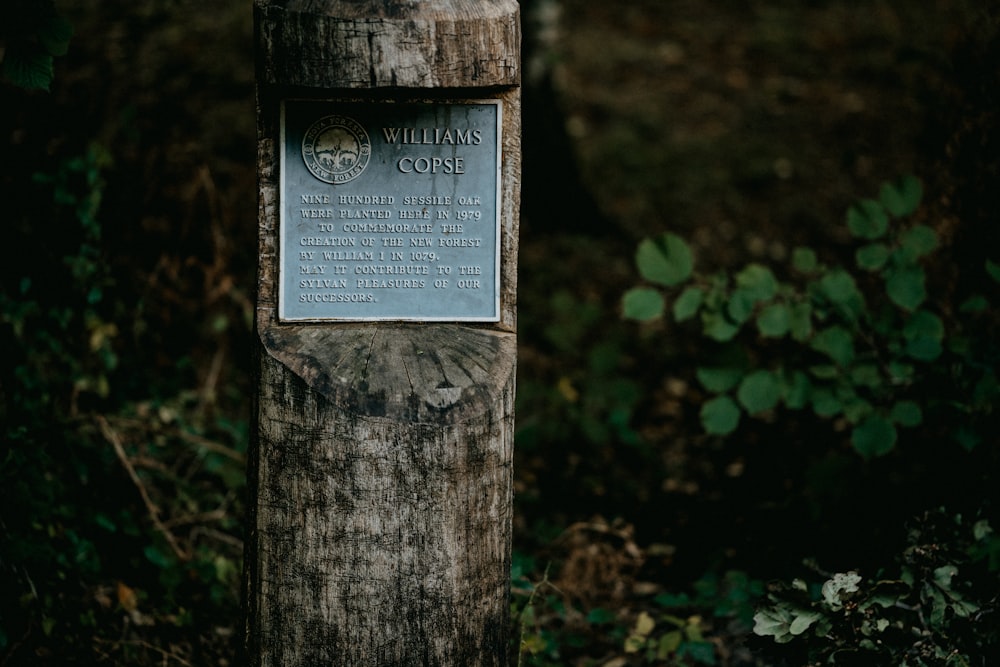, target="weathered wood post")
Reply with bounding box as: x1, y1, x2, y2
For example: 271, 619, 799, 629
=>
246, 0, 520, 665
